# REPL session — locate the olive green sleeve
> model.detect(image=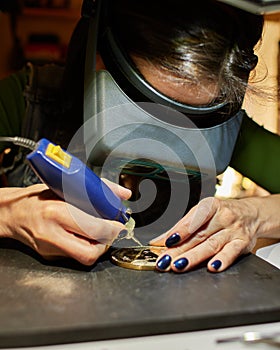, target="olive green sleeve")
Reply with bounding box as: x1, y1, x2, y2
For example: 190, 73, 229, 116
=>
230, 114, 280, 194
0, 69, 27, 152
